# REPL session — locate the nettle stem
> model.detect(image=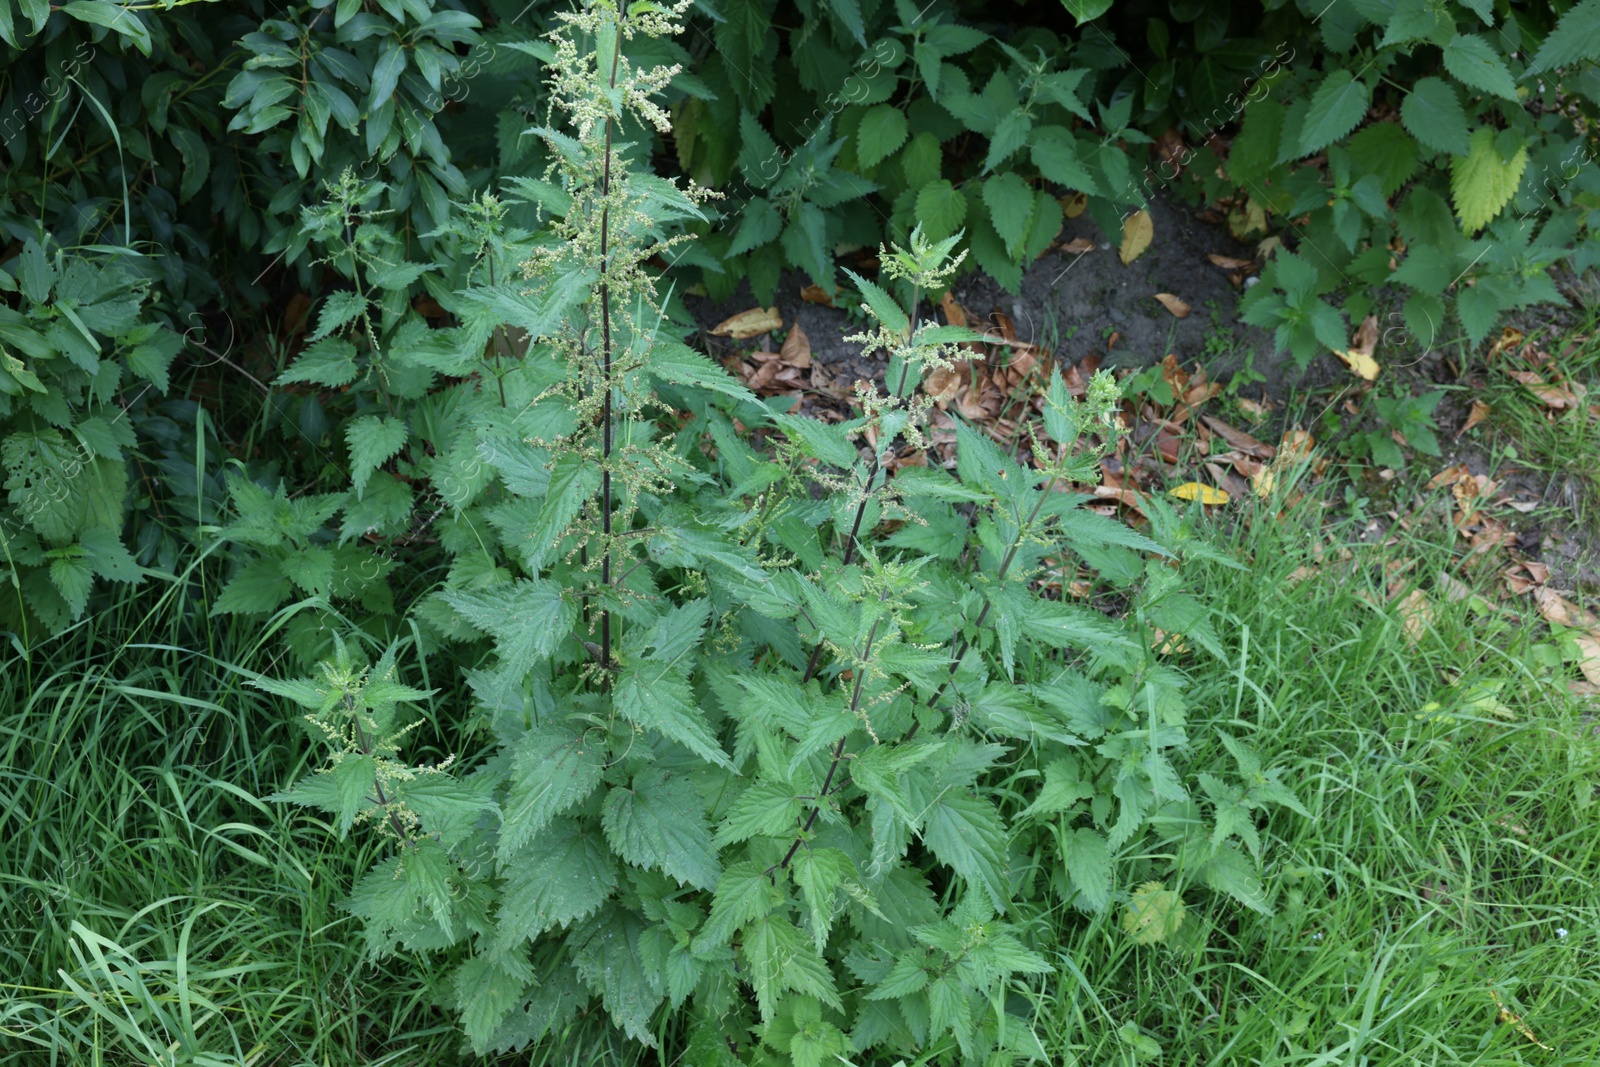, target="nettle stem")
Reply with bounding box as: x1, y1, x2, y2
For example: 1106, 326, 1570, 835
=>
775, 610, 884, 875
800, 291, 919, 685
596, 22, 623, 676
